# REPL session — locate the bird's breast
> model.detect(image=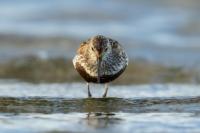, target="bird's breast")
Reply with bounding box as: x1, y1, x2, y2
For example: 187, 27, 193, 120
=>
73, 54, 127, 83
